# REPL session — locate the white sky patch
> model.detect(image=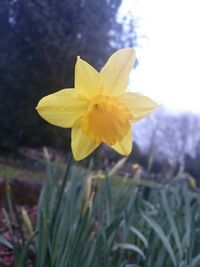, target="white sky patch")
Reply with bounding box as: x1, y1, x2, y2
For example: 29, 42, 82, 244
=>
119, 0, 200, 113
